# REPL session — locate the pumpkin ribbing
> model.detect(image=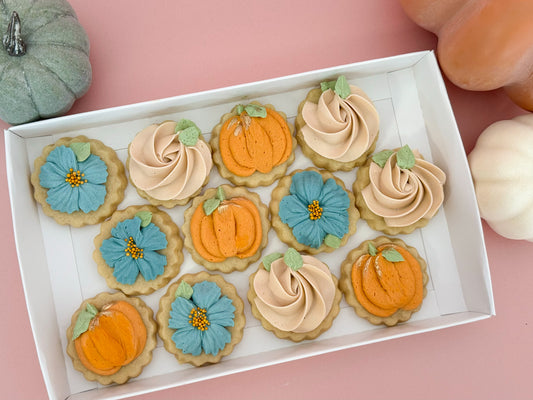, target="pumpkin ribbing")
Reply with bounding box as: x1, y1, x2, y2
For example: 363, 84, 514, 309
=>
0, 0, 92, 125
191, 197, 263, 262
